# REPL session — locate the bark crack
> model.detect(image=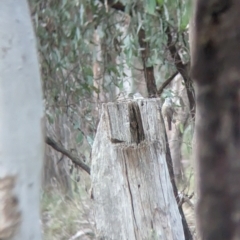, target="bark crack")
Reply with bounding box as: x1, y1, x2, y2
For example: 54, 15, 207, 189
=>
124, 158, 138, 239
129, 103, 145, 144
